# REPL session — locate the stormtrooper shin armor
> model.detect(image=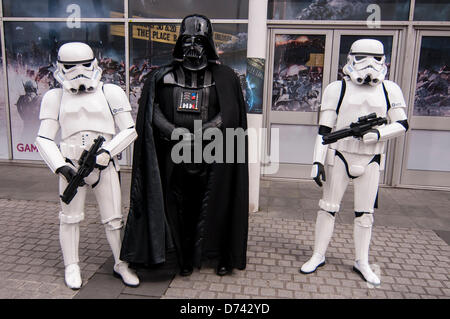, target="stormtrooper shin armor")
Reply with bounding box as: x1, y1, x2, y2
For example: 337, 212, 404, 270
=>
302, 39, 409, 286
36, 42, 139, 289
